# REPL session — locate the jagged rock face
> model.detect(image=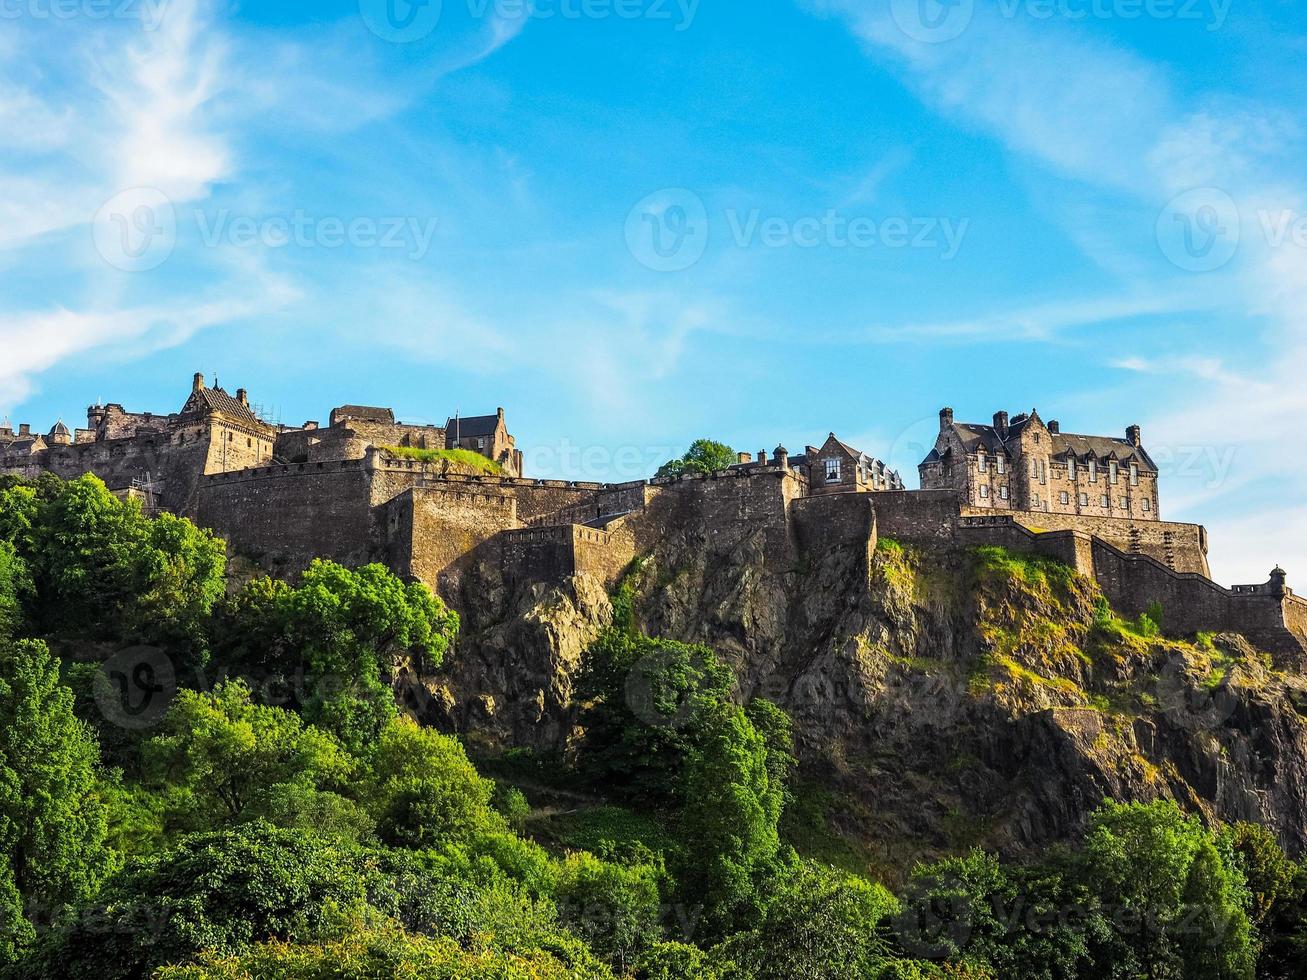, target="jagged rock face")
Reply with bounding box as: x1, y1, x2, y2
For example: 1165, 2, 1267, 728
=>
435, 520, 1307, 865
